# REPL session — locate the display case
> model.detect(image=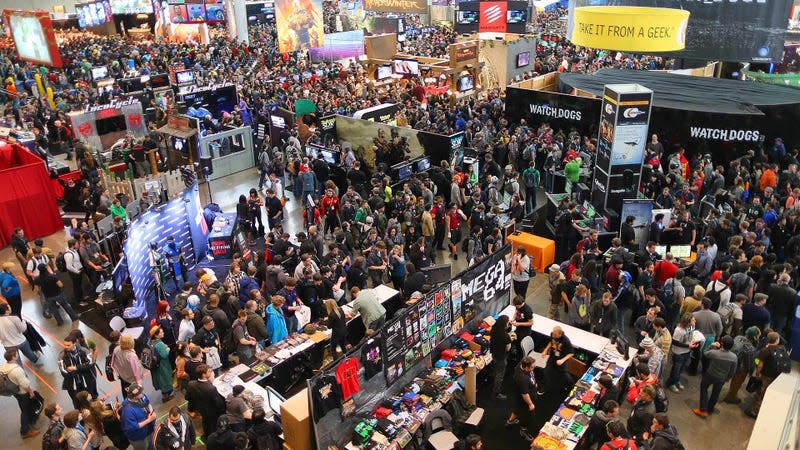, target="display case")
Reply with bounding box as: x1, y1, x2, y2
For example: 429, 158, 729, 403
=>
198, 125, 254, 181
